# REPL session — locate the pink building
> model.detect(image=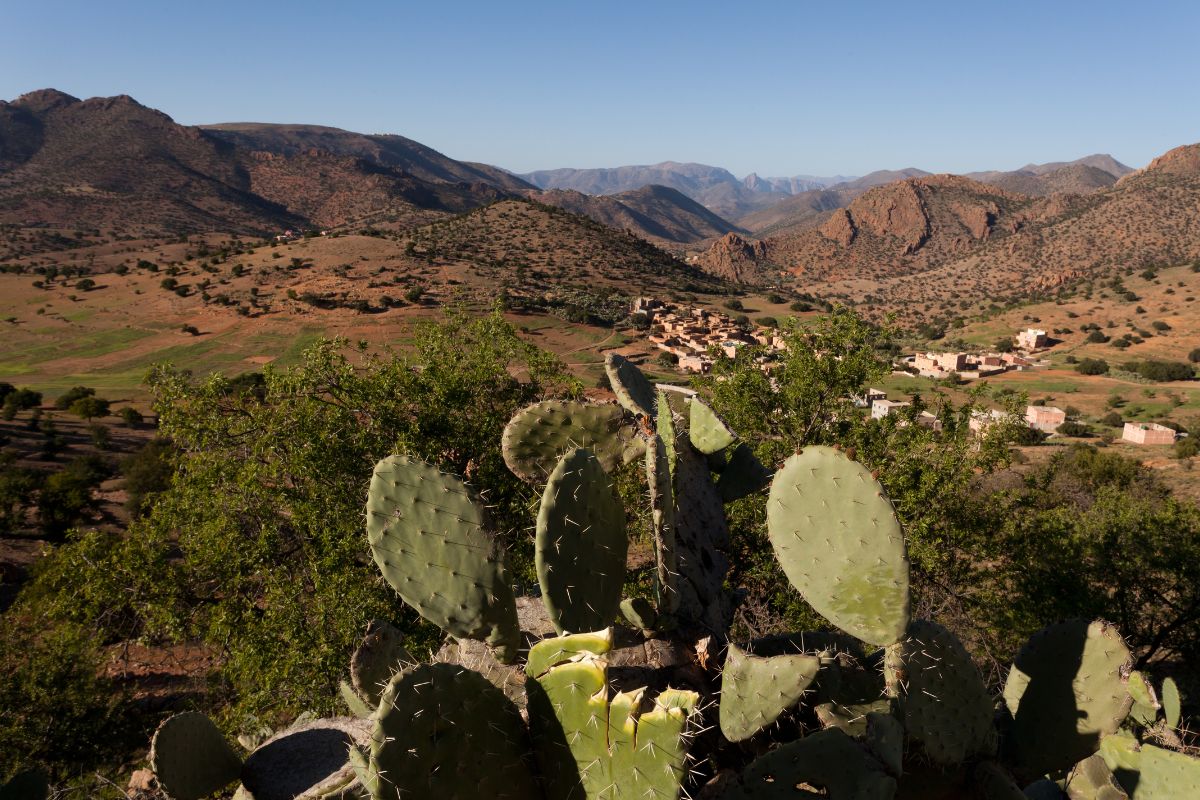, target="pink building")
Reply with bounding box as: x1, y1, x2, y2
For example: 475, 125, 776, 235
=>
1122, 422, 1177, 445
1016, 328, 1048, 350
1026, 405, 1066, 433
